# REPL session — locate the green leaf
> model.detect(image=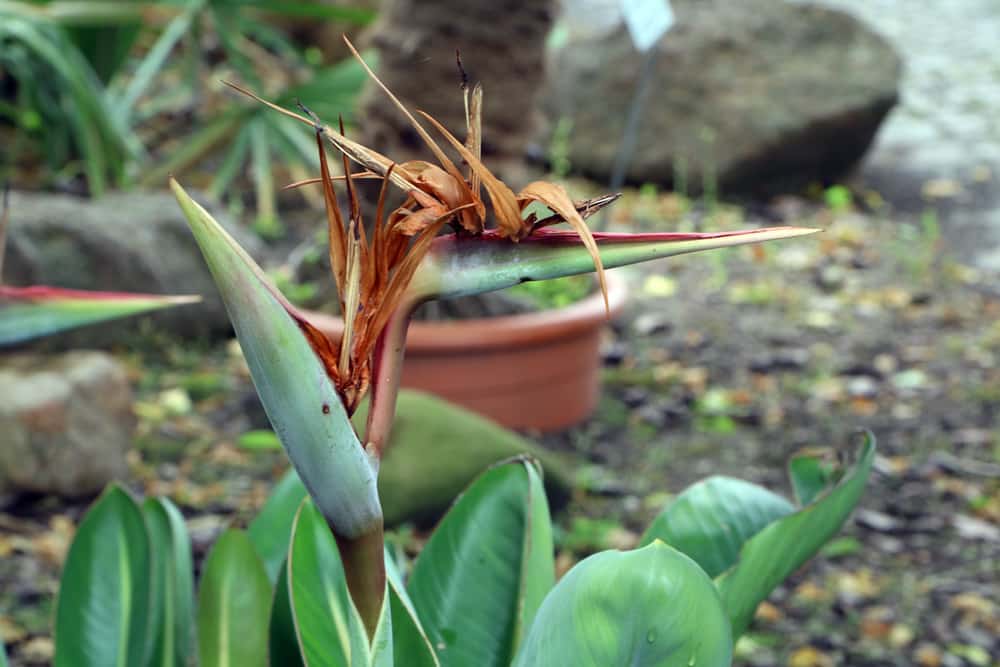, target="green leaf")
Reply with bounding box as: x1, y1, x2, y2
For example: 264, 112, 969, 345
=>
237, 429, 282, 451
142, 497, 195, 667
407, 457, 554, 666
0, 286, 198, 346
417, 227, 819, 300
383, 554, 438, 667
172, 180, 381, 539
288, 499, 369, 667
368, 587, 394, 667
0, 632, 7, 667
716, 432, 876, 638
269, 560, 305, 667
354, 390, 572, 527
54, 484, 152, 667
640, 477, 795, 578
512, 543, 732, 667
788, 450, 840, 506
197, 529, 272, 667
249, 467, 308, 583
